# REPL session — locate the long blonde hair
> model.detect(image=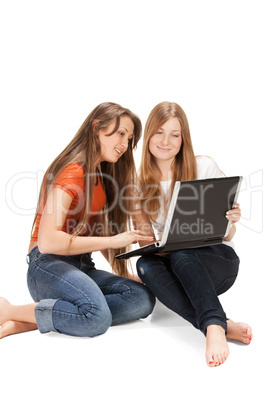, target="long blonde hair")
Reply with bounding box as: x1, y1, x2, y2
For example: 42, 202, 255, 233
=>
32, 102, 142, 277
139, 101, 197, 221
